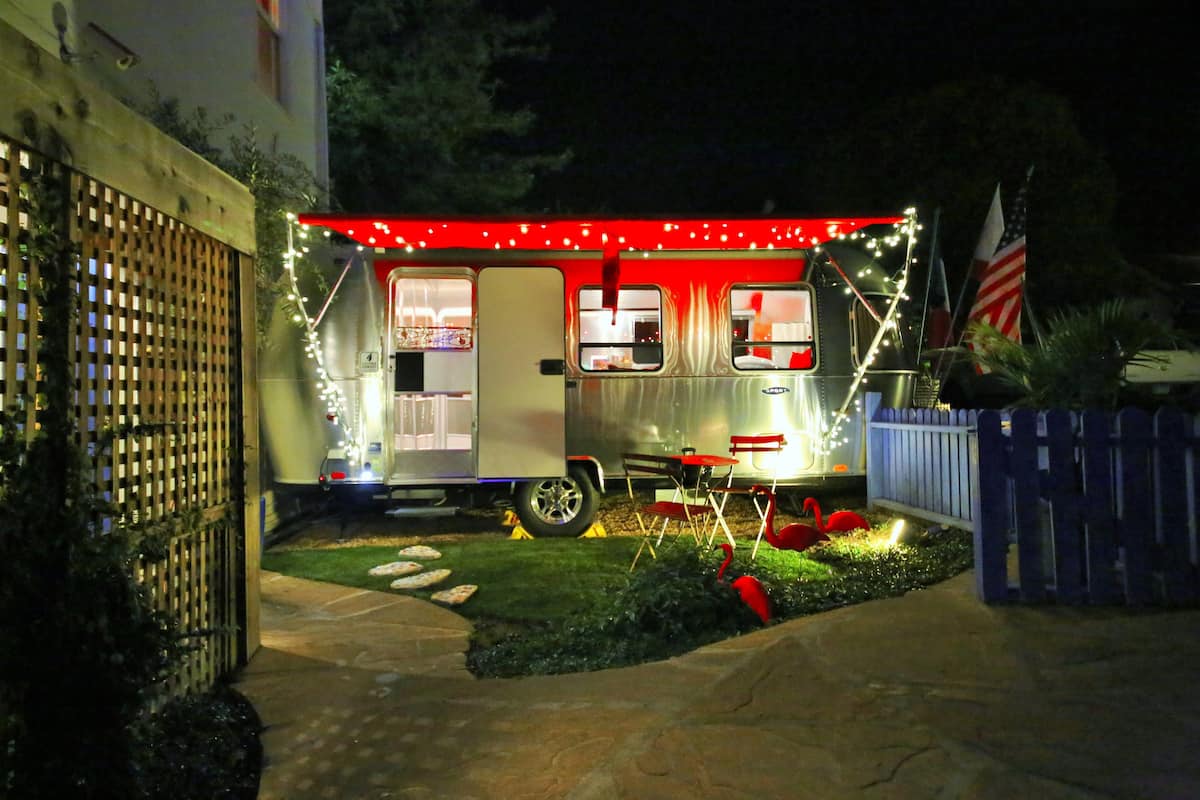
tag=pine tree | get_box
[325,0,570,212]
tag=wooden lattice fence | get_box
[1,133,248,695]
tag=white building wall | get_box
[1,0,328,193]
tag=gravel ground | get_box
[270,487,887,550]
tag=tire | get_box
[513,466,598,537]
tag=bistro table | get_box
[675,452,739,548]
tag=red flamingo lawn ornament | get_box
[715,543,771,624]
[750,485,830,554]
[802,496,871,534]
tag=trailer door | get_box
[477,267,566,479]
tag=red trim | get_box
[298,214,904,252]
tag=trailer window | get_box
[853,293,911,371]
[578,287,663,371]
[730,286,814,370]
[392,277,473,350]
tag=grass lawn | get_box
[263,500,973,677]
[264,537,630,622]
[262,534,834,623]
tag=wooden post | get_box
[1153,408,1195,604]
[973,410,1009,601]
[1080,410,1119,604]
[1115,408,1153,604]
[1045,409,1083,603]
[239,251,261,660]
[1010,409,1044,601]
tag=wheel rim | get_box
[529,477,584,526]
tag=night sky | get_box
[494,1,1197,252]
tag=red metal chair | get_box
[706,433,787,558]
[622,452,715,570]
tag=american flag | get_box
[968,172,1030,343]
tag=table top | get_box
[676,453,739,467]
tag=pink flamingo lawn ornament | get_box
[802,496,871,534]
[715,543,771,624]
[749,485,830,554]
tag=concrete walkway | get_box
[236,570,1200,799]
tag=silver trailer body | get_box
[261,215,918,535]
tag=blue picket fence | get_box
[865,393,1200,605]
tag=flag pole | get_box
[935,183,1003,390]
[1018,164,1042,347]
[933,289,964,392]
[933,254,977,390]
[916,207,941,355]
[947,256,979,354]
[1023,282,1046,347]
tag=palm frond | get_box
[960,298,1178,409]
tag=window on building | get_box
[579,287,662,372]
[852,293,912,371]
[731,285,815,370]
[257,0,281,100]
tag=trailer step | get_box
[383,505,460,518]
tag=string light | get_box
[283,213,361,466]
[815,207,920,456]
[296,215,906,253]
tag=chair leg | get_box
[750,493,768,559]
[630,537,656,571]
[706,494,727,546]
[751,520,767,559]
[713,511,735,548]
[655,517,671,546]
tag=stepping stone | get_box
[397,545,442,560]
[430,584,477,606]
[368,561,423,577]
[390,569,451,590]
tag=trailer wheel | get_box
[513,466,597,538]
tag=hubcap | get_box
[532,478,582,524]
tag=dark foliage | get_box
[135,88,321,341]
[134,683,262,800]
[324,0,570,212]
[802,77,1170,314]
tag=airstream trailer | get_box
[260,213,920,536]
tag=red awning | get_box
[296,215,905,252]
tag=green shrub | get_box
[468,545,764,677]
[774,530,974,616]
[467,530,974,678]
[598,546,758,640]
[134,683,262,799]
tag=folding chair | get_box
[622,452,715,570]
[705,434,787,558]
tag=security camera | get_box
[115,54,139,70]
